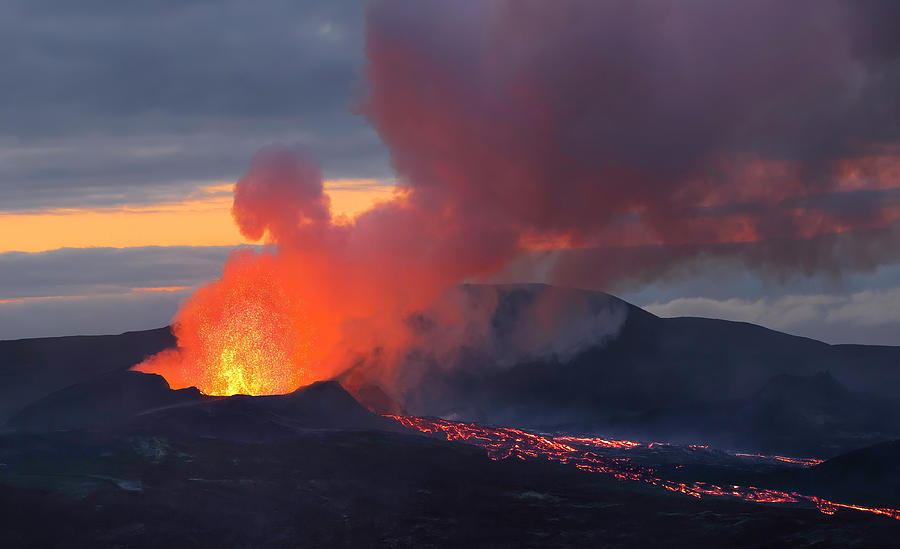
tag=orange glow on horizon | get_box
[131,286,191,293]
[0,179,394,254]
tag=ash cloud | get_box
[363,0,900,286]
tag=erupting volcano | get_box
[134,251,322,396]
[7,0,900,545]
[132,0,900,404]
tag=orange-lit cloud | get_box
[0,179,394,253]
[131,286,191,293]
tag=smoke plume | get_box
[364,0,900,288]
[136,0,900,397]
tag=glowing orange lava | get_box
[188,277,309,396]
[134,250,331,396]
[389,415,900,521]
[733,452,824,467]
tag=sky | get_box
[1,0,899,345]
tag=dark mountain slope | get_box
[393,284,900,456]
[619,372,900,457]
[7,370,202,432]
[2,284,899,455]
[785,439,900,508]
[4,367,401,442]
[127,380,402,442]
[0,327,174,423]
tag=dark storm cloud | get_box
[0,0,388,210]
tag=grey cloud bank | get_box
[0,246,234,299]
[0,246,235,339]
[0,0,389,210]
[0,291,186,340]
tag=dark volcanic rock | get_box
[127,380,403,442]
[1,288,900,546]
[3,283,900,456]
[6,370,401,443]
[0,327,175,423]
[7,370,202,432]
[628,372,900,457]
[734,372,900,451]
[0,428,898,548]
[390,284,900,456]
[789,439,900,508]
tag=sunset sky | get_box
[2,0,900,345]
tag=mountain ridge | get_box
[2,283,899,457]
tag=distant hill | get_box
[385,284,900,457]
[616,371,900,456]
[2,284,899,456]
[5,369,401,442]
[127,380,402,442]
[7,370,202,432]
[0,327,174,423]
[776,438,900,509]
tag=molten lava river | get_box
[388,415,900,522]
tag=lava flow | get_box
[389,415,900,521]
[732,452,825,468]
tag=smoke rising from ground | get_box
[137,0,900,398]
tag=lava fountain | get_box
[134,250,329,395]
[131,144,510,398]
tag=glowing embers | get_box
[195,281,305,396]
[135,251,317,396]
[390,415,900,522]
